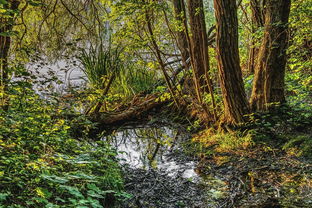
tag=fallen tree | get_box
[90,93,169,126]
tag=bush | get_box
[0,71,128,207]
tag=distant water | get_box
[26,58,86,94]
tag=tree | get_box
[187,0,216,120]
[247,0,264,74]
[0,0,20,108]
[214,0,249,124]
[250,0,291,111]
[0,0,108,108]
[172,0,189,69]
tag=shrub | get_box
[0,71,128,207]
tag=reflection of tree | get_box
[106,127,177,169]
[1,0,110,108]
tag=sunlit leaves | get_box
[0,71,125,207]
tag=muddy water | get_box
[102,125,227,208]
[105,126,198,180]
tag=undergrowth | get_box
[0,70,129,208]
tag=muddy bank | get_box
[102,123,312,208]
[103,125,215,207]
[121,168,208,208]
[197,146,312,207]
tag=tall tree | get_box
[172,0,189,69]
[247,0,264,74]
[250,0,291,111]
[214,0,249,124]
[187,0,216,120]
[0,0,20,108]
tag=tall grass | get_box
[116,64,158,97]
[79,40,159,107]
[79,44,123,90]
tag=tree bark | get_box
[0,0,20,108]
[247,0,264,74]
[187,0,217,120]
[187,0,208,95]
[214,0,249,124]
[172,0,189,69]
[250,0,291,111]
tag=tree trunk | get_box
[247,0,264,74]
[172,0,190,69]
[0,0,20,108]
[214,0,249,124]
[187,0,208,95]
[250,0,291,111]
[186,0,217,120]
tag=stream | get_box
[102,124,228,208]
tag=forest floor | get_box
[99,101,312,207]
[103,116,312,208]
[89,95,312,207]
[197,143,312,207]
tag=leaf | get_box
[41,174,69,184]
[0,32,14,37]
[87,190,104,199]
[87,183,101,193]
[66,172,96,180]
[0,0,7,5]
[45,203,60,208]
[60,185,84,199]
[0,193,9,201]
[27,0,42,6]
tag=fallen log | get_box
[90,94,169,125]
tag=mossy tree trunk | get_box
[250,0,291,111]
[0,0,20,108]
[214,0,249,124]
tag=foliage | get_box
[79,44,123,90]
[115,61,159,97]
[283,135,312,158]
[286,0,312,112]
[192,128,254,154]
[0,70,128,207]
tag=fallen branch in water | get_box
[90,94,169,125]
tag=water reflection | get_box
[103,126,199,181]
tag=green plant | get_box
[79,44,124,90]
[0,69,128,207]
[193,129,254,154]
[283,135,312,158]
[115,64,158,97]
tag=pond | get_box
[102,124,229,208]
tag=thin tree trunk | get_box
[0,0,20,108]
[144,1,180,108]
[214,0,249,124]
[247,0,264,74]
[250,0,291,111]
[187,0,207,95]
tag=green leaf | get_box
[41,174,69,184]
[60,185,84,199]
[45,203,60,208]
[27,0,42,6]
[0,32,15,37]
[87,190,104,199]
[0,193,9,201]
[0,0,8,5]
